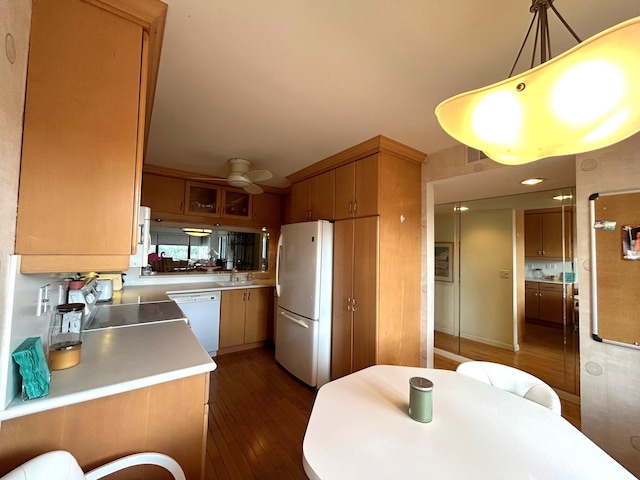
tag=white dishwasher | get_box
[168,290,221,357]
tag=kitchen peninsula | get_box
[0,319,215,479]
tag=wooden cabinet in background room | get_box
[221,187,253,220]
[524,209,572,259]
[334,154,379,219]
[141,173,185,214]
[525,281,572,325]
[219,288,272,353]
[14,0,166,274]
[290,170,335,222]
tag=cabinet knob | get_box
[348,201,353,213]
[347,297,352,311]
[353,201,357,213]
[352,298,357,312]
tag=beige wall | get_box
[0,0,31,408]
[575,133,640,476]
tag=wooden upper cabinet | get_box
[290,170,335,222]
[141,173,185,214]
[290,179,312,223]
[524,209,572,259]
[310,170,335,220]
[185,181,222,217]
[334,154,379,219]
[252,192,282,228]
[221,187,252,220]
[15,0,166,273]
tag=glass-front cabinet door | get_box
[185,181,221,216]
[222,187,252,220]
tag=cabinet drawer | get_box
[539,283,563,292]
[525,281,539,289]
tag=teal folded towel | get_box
[12,337,51,400]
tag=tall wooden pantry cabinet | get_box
[287,136,424,379]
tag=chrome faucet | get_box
[230,267,238,281]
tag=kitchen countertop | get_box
[1,320,216,421]
[525,278,575,285]
[108,279,276,305]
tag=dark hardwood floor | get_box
[205,345,581,479]
[207,346,315,479]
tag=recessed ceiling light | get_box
[520,178,545,186]
[553,194,573,201]
[453,206,469,211]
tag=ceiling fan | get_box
[189,158,273,194]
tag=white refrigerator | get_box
[275,220,333,388]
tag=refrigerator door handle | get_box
[275,233,284,297]
[281,311,310,329]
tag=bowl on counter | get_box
[545,275,560,281]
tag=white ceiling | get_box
[145,0,639,196]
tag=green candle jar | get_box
[409,377,433,423]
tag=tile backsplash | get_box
[526,259,577,282]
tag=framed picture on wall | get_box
[435,242,453,282]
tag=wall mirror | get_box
[589,189,640,348]
[434,187,580,394]
[149,226,269,272]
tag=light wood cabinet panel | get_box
[252,192,282,228]
[141,173,185,214]
[352,216,379,371]
[219,287,272,352]
[310,170,335,220]
[185,181,222,217]
[221,188,252,220]
[15,0,159,273]
[332,217,379,377]
[0,374,209,480]
[290,171,335,222]
[334,154,379,219]
[219,289,246,348]
[354,154,379,217]
[290,179,312,223]
[334,163,356,220]
[331,220,355,379]
[524,210,572,259]
[244,287,270,343]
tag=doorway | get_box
[433,187,579,395]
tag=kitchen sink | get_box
[216,280,254,287]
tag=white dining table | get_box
[302,365,635,480]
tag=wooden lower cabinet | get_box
[219,287,272,354]
[0,374,209,480]
[525,281,572,324]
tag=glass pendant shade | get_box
[435,16,640,165]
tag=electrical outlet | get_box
[500,269,510,279]
[37,284,51,316]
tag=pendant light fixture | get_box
[435,1,640,165]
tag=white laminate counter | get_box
[1,320,216,421]
[108,279,275,305]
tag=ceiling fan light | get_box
[182,228,212,237]
[435,15,640,166]
[227,173,251,188]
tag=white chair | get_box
[0,450,186,480]
[456,361,562,415]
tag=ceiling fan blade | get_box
[246,169,273,182]
[244,183,263,195]
[185,175,227,182]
